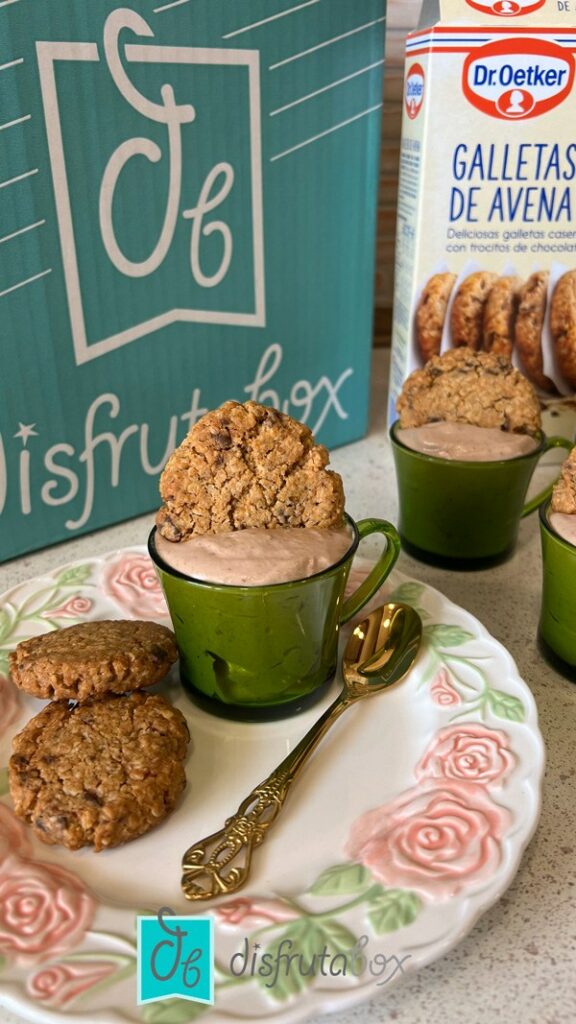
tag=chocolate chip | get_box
[212,429,232,450]
[150,645,167,661]
[84,790,103,806]
[161,515,183,541]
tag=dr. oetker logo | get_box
[466,0,546,15]
[405,64,425,120]
[463,39,575,120]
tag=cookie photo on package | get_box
[389,0,576,447]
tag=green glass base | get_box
[180,673,336,722]
[538,633,576,683]
[400,535,514,572]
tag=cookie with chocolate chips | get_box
[551,270,576,389]
[515,271,556,393]
[9,692,189,851]
[551,445,576,514]
[9,620,178,702]
[483,275,521,359]
[397,348,541,434]
[156,400,345,540]
[415,272,456,363]
[450,271,498,350]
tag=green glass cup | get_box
[148,515,400,721]
[390,422,572,568]
[538,501,576,678]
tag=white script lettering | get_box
[0,346,353,540]
[99,9,234,285]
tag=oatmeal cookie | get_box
[9,620,178,702]
[515,271,555,393]
[415,272,456,363]
[450,272,498,350]
[483,276,521,359]
[9,692,189,851]
[551,446,576,514]
[397,348,541,434]
[157,401,344,540]
[551,270,576,389]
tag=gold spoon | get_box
[181,602,422,902]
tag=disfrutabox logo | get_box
[463,39,575,120]
[36,8,265,365]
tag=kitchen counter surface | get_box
[1,350,575,1024]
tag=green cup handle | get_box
[340,518,401,625]
[522,436,573,518]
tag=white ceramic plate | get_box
[0,548,544,1024]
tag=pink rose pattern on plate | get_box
[0,810,131,1009]
[27,960,116,1008]
[216,897,300,928]
[44,596,93,619]
[430,668,461,707]
[102,553,168,620]
[346,722,516,902]
[417,724,515,787]
[346,781,511,900]
[0,854,94,965]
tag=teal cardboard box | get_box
[0,0,386,561]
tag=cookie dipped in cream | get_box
[397,349,542,437]
[549,446,576,546]
[396,422,538,462]
[154,524,354,586]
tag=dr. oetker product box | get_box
[389,0,576,440]
[0,0,386,562]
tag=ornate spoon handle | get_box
[181,692,352,901]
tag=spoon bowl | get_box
[343,602,423,694]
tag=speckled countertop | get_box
[1,351,575,1024]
